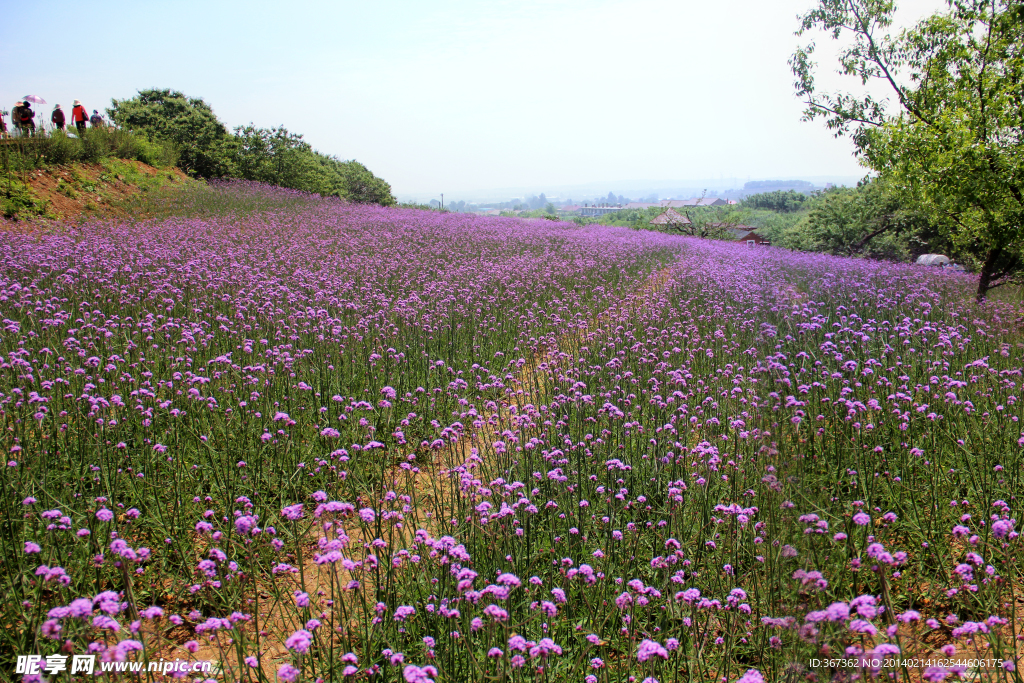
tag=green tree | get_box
[792,0,1024,300]
[743,189,808,213]
[232,125,315,188]
[108,89,234,178]
[232,125,395,204]
[336,160,396,206]
[107,89,395,205]
[231,124,357,198]
[792,180,936,260]
[675,207,741,239]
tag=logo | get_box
[14,654,214,676]
[16,655,94,675]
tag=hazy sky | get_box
[1,0,947,198]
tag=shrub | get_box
[79,130,106,163]
[135,137,179,168]
[39,131,80,165]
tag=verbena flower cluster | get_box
[3,182,1022,682]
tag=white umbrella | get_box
[22,95,46,104]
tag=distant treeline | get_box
[742,189,808,213]
[107,89,394,205]
[592,180,960,268]
[742,179,815,192]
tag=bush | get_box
[39,131,80,165]
[80,130,106,163]
[103,128,142,160]
[135,137,179,168]
[0,178,46,218]
[4,127,178,170]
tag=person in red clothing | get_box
[71,100,88,135]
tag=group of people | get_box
[1,99,105,136]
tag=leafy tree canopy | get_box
[743,189,809,213]
[787,179,938,261]
[792,0,1024,300]
[335,159,396,206]
[107,89,395,205]
[108,89,233,179]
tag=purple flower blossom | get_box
[403,665,438,683]
[496,572,521,587]
[849,619,878,635]
[992,519,1014,538]
[284,629,314,653]
[529,638,562,658]
[637,639,669,662]
[737,670,765,683]
[277,663,300,682]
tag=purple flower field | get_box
[3,182,1023,682]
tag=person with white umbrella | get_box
[18,95,45,135]
[18,102,36,135]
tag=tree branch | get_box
[803,99,882,127]
[852,217,893,251]
[846,0,935,126]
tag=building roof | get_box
[578,205,623,216]
[660,198,727,208]
[650,208,691,225]
[618,198,728,209]
[721,225,757,238]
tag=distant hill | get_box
[742,180,817,195]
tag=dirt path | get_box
[448,263,677,480]
[165,263,682,677]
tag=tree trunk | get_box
[976,246,1002,303]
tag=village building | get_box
[649,208,691,226]
[577,204,624,217]
[723,225,769,245]
[624,197,729,210]
[661,197,728,208]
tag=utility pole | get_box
[441,193,444,210]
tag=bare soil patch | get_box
[9,160,191,222]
